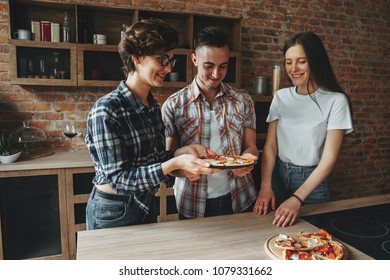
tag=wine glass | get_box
[63,122,79,152]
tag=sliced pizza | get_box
[274,233,310,251]
[283,249,314,260]
[199,154,255,168]
[275,229,344,260]
[311,240,344,260]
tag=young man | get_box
[162,26,258,219]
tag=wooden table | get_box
[76,194,390,260]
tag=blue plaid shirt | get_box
[86,81,175,213]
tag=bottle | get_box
[62,12,70,43]
[51,52,60,79]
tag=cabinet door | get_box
[65,167,95,260]
[0,169,68,260]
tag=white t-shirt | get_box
[267,87,353,166]
[207,111,230,198]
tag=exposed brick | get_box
[0,0,389,199]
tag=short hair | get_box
[118,18,179,76]
[193,26,230,51]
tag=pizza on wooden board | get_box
[274,229,344,260]
[199,154,255,168]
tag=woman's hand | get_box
[253,188,275,215]
[163,153,220,176]
[272,197,301,227]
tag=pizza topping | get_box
[275,229,344,260]
[307,238,324,249]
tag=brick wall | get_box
[0,0,389,199]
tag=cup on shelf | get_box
[168,72,180,82]
[253,76,270,96]
[93,34,106,45]
[13,29,31,40]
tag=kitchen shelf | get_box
[8,0,242,88]
[9,40,77,86]
[77,44,124,87]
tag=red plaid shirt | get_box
[162,79,257,218]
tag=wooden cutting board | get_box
[20,150,55,160]
[264,234,349,260]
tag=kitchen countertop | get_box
[0,148,93,172]
[76,193,390,260]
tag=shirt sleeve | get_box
[266,93,280,123]
[242,91,257,129]
[327,94,353,134]
[161,97,178,137]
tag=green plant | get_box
[0,133,19,156]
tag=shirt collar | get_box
[117,80,159,113]
[190,77,230,102]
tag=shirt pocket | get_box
[176,117,199,145]
[225,114,245,136]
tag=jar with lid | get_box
[12,121,47,153]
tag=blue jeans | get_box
[86,187,157,230]
[272,158,329,207]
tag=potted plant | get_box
[0,133,21,163]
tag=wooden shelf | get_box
[8,0,242,88]
[251,95,273,102]
[77,44,123,87]
[9,39,77,86]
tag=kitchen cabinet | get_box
[65,167,95,260]
[8,0,242,88]
[65,169,179,259]
[0,149,180,259]
[0,169,69,260]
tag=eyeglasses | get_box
[156,54,176,68]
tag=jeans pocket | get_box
[93,200,128,229]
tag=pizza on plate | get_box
[199,154,255,168]
[274,229,344,260]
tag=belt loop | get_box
[127,194,133,205]
[91,186,96,198]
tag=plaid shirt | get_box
[162,78,257,218]
[86,81,175,214]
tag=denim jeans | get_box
[272,158,329,207]
[86,187,157,230]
